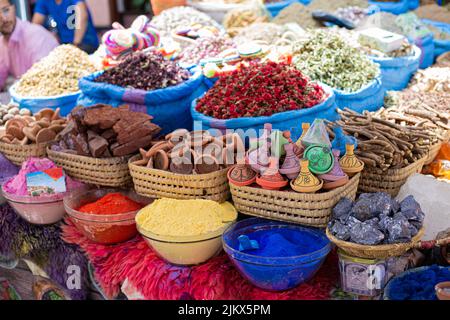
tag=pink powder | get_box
[3,158,84,197]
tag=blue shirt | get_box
[34,0,99,47]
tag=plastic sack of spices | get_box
[77,65,206,135]
[265,0,297,18]
[333,76,385,113]
[422,19,450,59]
[370,45,421,91]
[368,0,409,15]
[407,0,419,10]
[191,80,338,135]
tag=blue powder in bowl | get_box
[0,154,19,185]
[243,230,323,258]
[388,265,450,300]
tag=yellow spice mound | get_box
[136,199,237,237]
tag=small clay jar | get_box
[435,282,450,301]
[153,150,170,171]
[169,148,195,174]
[228,157,257,187]
[194,154,220,174]
[322,175,349,191]
[165,129,189,145]
[296,122,310,148]
[256,157,288,191]
[339,144,364,176]
[290,159,323,193]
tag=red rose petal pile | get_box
[195,61,326,119]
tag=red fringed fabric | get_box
[61,219,339,300]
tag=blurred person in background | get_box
[32,0,99,54]
[0,0,58,91]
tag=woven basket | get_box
[0,141,49,166]
[326,227,425,259]
[229,173,360,228]
[358,157,426,197]
[128,155,230,202]
[424,141,443,165]
[47,148,131,187]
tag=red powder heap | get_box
[196,61,325,119]
[78,193,143,215]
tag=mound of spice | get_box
[2,157,83,197]
[178,36,236,65]
[388,265,450,300]
[15,45,96,97]
[196,61,325,119]
[78,193,143,215]
[293,30,380,92]
[94,51,190,91]
[150,6,222,37]
[51,104,161,158]
[408,67,450,93]
[136,198,237,237]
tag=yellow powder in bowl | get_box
[136,199,237,237]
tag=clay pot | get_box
[170,148,195,174]
[319,149,348,182]
[36,128,56,144]
[165,129,189,145]
[295,122,310,147]
[153,150,170,171]
[279,143,300,180]
[290,159,323,193]
[435,282,450,300]
[339,144,364,176]
[228,158,257,187]
[322,175,349,191]
[194,154,220,174]
[256,157,288,191]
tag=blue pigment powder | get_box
[389,265,450,300]
[236,228,326,257]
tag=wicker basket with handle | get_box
[229,173,360,228]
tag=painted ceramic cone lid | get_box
[319,149,347,181]
[256,157,288,190]
[296,122,310,147]
[279,143,300,179]
[339,144,364,174]
[304,145,334,175]
[228,157,257,186]
[290,159,323,193]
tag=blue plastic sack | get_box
[422,19,450,58]
[9,85,80,116]
[77,67,206,135]
[265,0,296,18]
[368,0,409,15]
[333,76,384,114]
[370,45,421,91]
[191,83,338,135]
[411,33,435,69]
[407,0,420,10]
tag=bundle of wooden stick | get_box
[326,108,438,171]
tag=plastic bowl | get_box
[64,189,153,244]
[137,219,236,266]
[222,218,331,291]
[1,184,84,225]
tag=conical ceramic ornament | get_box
[319,149,348,182]
[296,122,310,148]
[228,157,257,187]
[279,143,300,180]
[256,157,288,190]
[290,159,323,193]
[283,131,303,158]
[339,144,364,176]
[247,137,271,173]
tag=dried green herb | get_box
[293,30,380,92]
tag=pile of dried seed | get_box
[15,45,96,97]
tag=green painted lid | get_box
[304,145,334,175]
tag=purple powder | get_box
[0,154,19,185]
